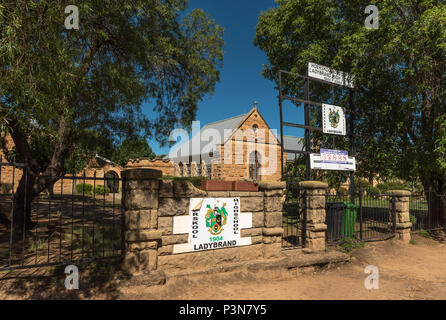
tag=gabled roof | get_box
[168,107,305,163]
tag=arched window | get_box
[105,171,120,193]
[249,151,261,181]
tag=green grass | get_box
[409,238,417,245]
[64,226,121,258]
[418,229,431,238]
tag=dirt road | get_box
[121,234,446,300]
[1,233,445,299]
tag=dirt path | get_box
[121,234,446,300]
[1,233,445,299]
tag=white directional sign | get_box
[322,103,346,136]
[310,149,356,171]
[308,62,354,88]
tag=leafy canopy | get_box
[0,0,224,170]
[255,0,446,190]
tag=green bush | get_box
[75,183,93,195]
[376,181,410,193]
[410,214,417,226]
[355,179,372,189]
[337,237,365,253]
[94,185,110,196]
[367,186,380,197]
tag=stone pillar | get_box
[173,163,180,177]
[298,181,328,252]
[190,162,198,177]
[259,181,286,258]
[389,190,412,243]
[201,161,208,178]
[122,168,163,274]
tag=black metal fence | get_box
[325,188,396,243]
[0,162,124,271]
[410,191,446,233]
[282,181,306,249]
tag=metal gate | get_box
[0,162,125,271]
[325,188,396,243]
[282,181,306,249]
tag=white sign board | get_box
[322,103,346,136]
[310,149,356,171]
[308,62,354,88]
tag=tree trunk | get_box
[5,116,72,230]
[10,164,43,230]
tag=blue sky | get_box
[145,0,305,155]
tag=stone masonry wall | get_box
[122,168,286,275]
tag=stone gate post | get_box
[298,181,328,251]
[388,190,412,243]
[122,168,163,274]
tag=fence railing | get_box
[282,181,306,249]
[325,189,396,243]
[0,162,124,271]
[410,191,446,233]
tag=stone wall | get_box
[126,158,175,176]
[122,168,286,275]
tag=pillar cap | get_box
[122,168,162,180]
[259,181,286,190]
[298,181,328,189]
[388,190,411,196]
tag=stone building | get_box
[168,105,303,182]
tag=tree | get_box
[112,138,156,167]
[254,0,446,223]
[0,0,224,229]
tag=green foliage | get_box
[112,138,155,167]
[367,186,380,197]
[409,238,417,245]
[376,181,410,193]
[75,183,93,195]
[0,0,224,178]
[65,227,121,258]
[410,214,417,226]
[254,0,446,194]
[337,237,365,253]
[94,185,110,196]
[419,229,430,238]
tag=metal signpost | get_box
[278,63,358,200]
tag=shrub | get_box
[355,179,372,189]
[75,183,93,195]
[410,214,417,226]
[338,237,365,253]
[94,185,110,196]
[376,181,410,193]
[419,229,430,238]
[367,186,380,197]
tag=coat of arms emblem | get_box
[205,202,228,235]
[328,108,340,128]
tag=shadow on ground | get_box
[0,258,131,299]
